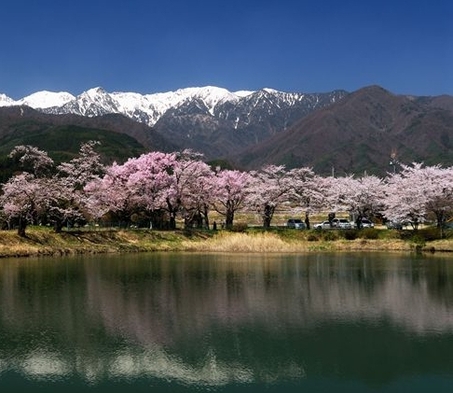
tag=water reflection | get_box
[0,252,452,390]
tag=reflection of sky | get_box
[4,347,257,386]
[0,252,452,386]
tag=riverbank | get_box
[1,226,453,258]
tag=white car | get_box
[313,221,334,230]
[332,218,353,229]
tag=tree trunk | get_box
[169,215,176,230]
[203,204,210,230]
[225,209,234,229]
[54,221,64,233]
[17,217,27,237]
[304,212,310,230]
[262,204,275,228]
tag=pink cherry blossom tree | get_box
[124,151,176,228]
[212,169,253,229]
[178,159,216,229]
[84,161,138,227]
[162,150,214,230]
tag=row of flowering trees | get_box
[1,142,453,237]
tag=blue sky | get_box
[1,0,452,99]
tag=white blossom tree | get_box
[247,165,294,228]
[287,167,323,229]
[0,173,46,236]
[8,145,54,177]
[320,174,385,227]
[383,163,453,230]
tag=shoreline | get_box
[1,227,452,258]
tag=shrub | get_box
[359,228,379,240]
[418,227,442,241]
[230,223,248,233]
[322,230,339,241]
[306,232,321,242]
[343,230,358,240]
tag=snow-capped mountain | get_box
[0,86,345,128]
[0,93,16,106]
[18,91,75,109]
[0,85,347,160]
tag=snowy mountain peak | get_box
[0,85,347,127]
[0,93,15,106]
[233,90,254,98]
[262,87,279,94]
[18,91,75,109]
[82,86,108,98]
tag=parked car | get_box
[313,221,333,230]
[287,219,306,229]
[332,218,353,229]
[385,220,404,230]
[359,218,374,228]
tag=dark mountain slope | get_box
[0,106,179,181]
[0,106,178,155]
[232,86,453,175]
[152,89,347,160]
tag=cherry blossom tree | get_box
[323,174,385,228]
[178,159,215,229]
[0,173,45,236]
[383,163,453,230]
[57,140,105,190]
[84,150,216,229]
[1,145,54,235]
[124,151,176,228]
[212,169,253,229]
[162,150,213,230]
[36,141,107,232]
[8,145,54,177]
[422,165,453,228]
[247,165,294,228]
[287,167,323,229]
[84,161,138,226]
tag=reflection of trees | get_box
[0,252,453,385]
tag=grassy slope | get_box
[1,226,452,258]
[0,124,146,182]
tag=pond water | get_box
[0,252,452,392]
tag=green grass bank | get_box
[1,226,453,258]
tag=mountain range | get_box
[1,85,453,176]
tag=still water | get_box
[0,252,452,392]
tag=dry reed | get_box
[182,232,306,253]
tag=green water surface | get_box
[0,252,452,392]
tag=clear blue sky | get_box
[1,0,452,99]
